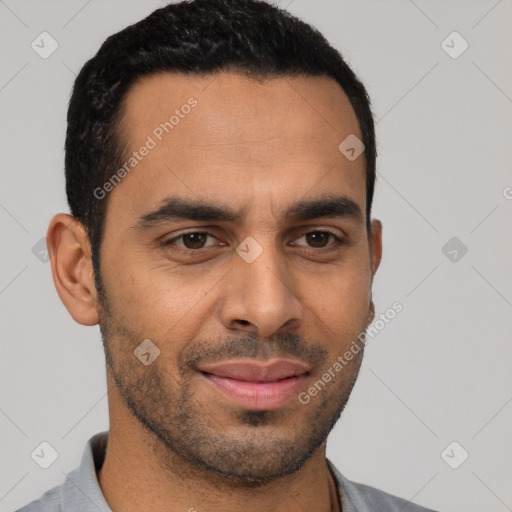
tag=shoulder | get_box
[342,478,439,512]
[14,431,110,512]
[14,484,63,512]
[327,460,440,512]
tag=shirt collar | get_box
[61,430,112,512]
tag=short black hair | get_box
[65,0,376,281]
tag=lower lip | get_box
[202,372,308,410]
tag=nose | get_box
[218,242,304,339]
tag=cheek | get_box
[337,264,372,312]
[101,251,222,343]
[307,259,372,337]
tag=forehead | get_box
[108,71,366,225]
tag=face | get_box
[95,71,381,484]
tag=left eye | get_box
[293,231,343,249]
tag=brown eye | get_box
[294,231,343,249]
[181,232,209,249]
[164,231,217,250]
[305,232,330,248]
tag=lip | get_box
[198,359,310,410]
[198,359,310,381]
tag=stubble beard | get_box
[96,279,365,486]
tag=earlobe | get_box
[46,213,99,326]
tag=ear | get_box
[367,218,383,325]
[46,213,99,326]
[369,218,382,277]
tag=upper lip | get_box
[198,359,311,382]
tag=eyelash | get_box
[162,230,345,253]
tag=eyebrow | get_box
[133,193,363,230]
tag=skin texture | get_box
[47,72,382,512]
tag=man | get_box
[17,0,437,511]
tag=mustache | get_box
[179,332,328,373]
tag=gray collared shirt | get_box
[16,431,438,512]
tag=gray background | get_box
[1,1,511,511]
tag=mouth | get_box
[197,359,311,410]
